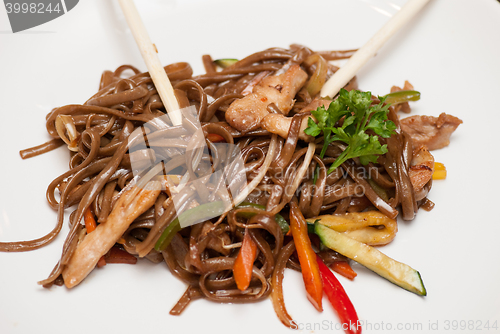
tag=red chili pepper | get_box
[316,254,361,334]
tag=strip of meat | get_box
[409,145,434,194]
[261,97,331,140]
[260,113,308,141]
[225,65,307,133]
[62,184,161,288]
[400,113,462,150]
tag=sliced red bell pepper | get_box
[316,254,361,334]
[289,201,323,312]
[97,247,137,268]
[105,246,138,264]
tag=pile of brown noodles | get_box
[2,45,436,322]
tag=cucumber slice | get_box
[315,222,426,296]
[213,58,238,69]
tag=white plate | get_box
[1,1,500,333]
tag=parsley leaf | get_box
[305,88,396,174]
[304,117,322,137]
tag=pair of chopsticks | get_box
[118,0,431,123]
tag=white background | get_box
[1,1,500,333]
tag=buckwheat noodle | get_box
[3,45,430,324]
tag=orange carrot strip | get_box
[290,201,323,312]
[85,209,104,267]
[332,261,357,280]
[84,208,97,233]
[234,229,258,291]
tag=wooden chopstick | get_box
[320,0,431,98]
[118,0,182,126]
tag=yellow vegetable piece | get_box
[432,162,447,179]
[434,162,446,170]
[306,211,397,246]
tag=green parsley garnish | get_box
[305,88,396,174]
